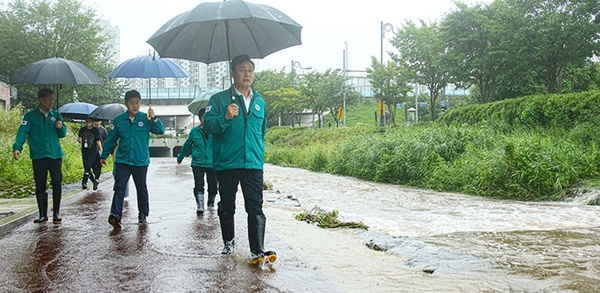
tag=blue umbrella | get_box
[58,102,98,120]
[108,54,190,103]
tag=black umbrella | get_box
[88,103,127,122]
[58,102,98,120]
[147,0,302,64]
[10,57,104,109]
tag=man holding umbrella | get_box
[13,88,67,224]
[100,90,165,229]
[204,54,276,265]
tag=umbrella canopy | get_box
[11,57,104,85]
[109,54,190,104]
[108,54,190,79]
[88,103,127,122]
[58,102,98,120]
[147,0,302,64]
[188,89,221,115]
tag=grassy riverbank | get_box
[266,91,600,202]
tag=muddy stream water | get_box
[263,164,600,292]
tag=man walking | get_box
[204,54,276,264]
[13,88,67,224]
[92,119,108,184]
[100,90,165,229]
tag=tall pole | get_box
[380,21,384,64]
[343,42,347,127]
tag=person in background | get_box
[204,54,276,265]
[78,117,102,190]
[92,119,108,184]
[100,90,165,229]
[12,88,67,224]
[177,107,218,215]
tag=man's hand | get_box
[177,160,182,165]
[55,120,62,129]
[226,103,239,120]
[13,150,20,160]
[148,104,155,119]
[100,158,107,166]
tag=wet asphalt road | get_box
[0,159,341,293]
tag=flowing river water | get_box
[262,164,600,292]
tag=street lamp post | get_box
[342,42,348,126]
[380,21,395,64]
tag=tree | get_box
[298,69,358,128]
[367,56,412,125]
[391,20,452,121]
[0,0,122,109]
[441,2,517,103]
[254,69,294,126]
[507,0,600,93]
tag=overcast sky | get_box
[80,0,489,72]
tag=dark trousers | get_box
[111,163,149,217]
[192,166,218,196]
[92,153,102,180]
[82,150,99,182]
[32,158,62,216]
[216,169,264,221]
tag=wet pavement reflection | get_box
[0,159,341,293]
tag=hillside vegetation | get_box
[266,91,600,201]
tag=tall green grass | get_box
[265,123,600,201]
[0,105,113,198]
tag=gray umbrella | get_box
[10,57,104,109]
[88,103,127,122]
[11,57,103,85]
[147,0,302,64]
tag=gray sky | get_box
[81,0,488,72]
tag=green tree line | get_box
[0,0,125,109]
[369,0,600,121]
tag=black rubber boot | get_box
[52,192,62,224]
[82,173,89,189]
[248,214,277,264]
[220,217,235,255]
[207,193,216,210]
[34,193,48,223]
[193,188,204,215]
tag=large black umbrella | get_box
[108,54,190,104]
[58,102,98,120]
[147,0,302,64]
[88,103,127,122]
[10,57,104,108]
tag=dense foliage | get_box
[266,91,600,201]
[0,0,125,109]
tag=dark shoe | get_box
[33,216,48,223]
[108,213,122,230]
[82,184,87,190]
[92,179,99,191]
[52,213,62,224]
[196,210,204,215]
[138,213,147,224]
[221,239,235,255]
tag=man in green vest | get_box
[100,90,165,229]
[204,54,276,265]
[13,88,67,224]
